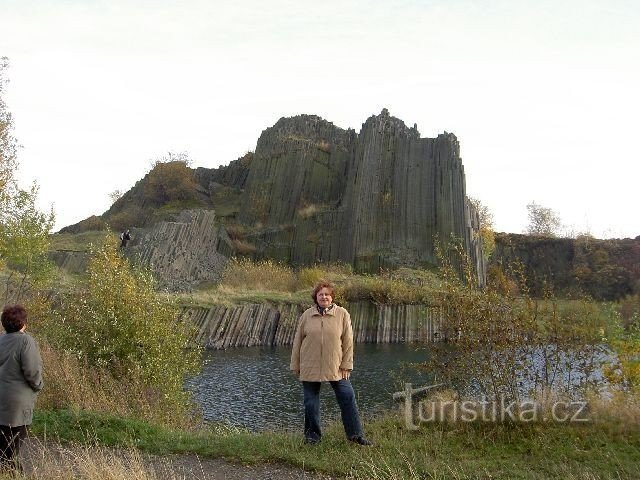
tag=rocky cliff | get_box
[57,109,485,286]
[126,210,231,291]
[182,301,443,349]
[492,233,640,300]
[207,109,484,282]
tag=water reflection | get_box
[185,343,431,431]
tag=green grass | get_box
[175,288,310,308]
[174,260,445,309]
[49,231,115,252]
[32,409,640,479]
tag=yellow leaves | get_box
[47,237,200,413]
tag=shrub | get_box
[36,341,187,425]
[143,160,198,206]
[341,274,435,305]
[424,241,610,403]
[221,257,296,292]
[43,238,200,421]
[298,267,325,288]
[75,215,107,232]
[297,204,320,219]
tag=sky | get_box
[1,0,639,238]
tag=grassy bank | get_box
[27,408,640,479]
[175,258,444,308]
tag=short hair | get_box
[1,305,27,333]
[311,281,335,305]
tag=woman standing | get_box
[0,305,44,473]
[290,281,371,445]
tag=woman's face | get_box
[316,287,333,308]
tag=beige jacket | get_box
[290,304,354,382]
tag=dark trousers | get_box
[0,425,27,473]
[302,379,364,441]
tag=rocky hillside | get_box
[491,233,640,301]
[57,109,485,288]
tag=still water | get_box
[185,344,431,431]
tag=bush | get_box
[221,257,297,292]
[36,341,186,425]
[43,238,200,421]
[341,275,435,305]
[298,266,325,288]
[143,160,198,206]
[424,241,610,403]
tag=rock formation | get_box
[210,109,485,282]
[126,210,231,291]
[182,301,443,349]
[56,109,486,286]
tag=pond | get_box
[185,343,431,431]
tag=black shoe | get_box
[304,437,320,445]
[349,435,373,446]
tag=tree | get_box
[0,57,18,206]
[469,197,495,259]
[526,202,561,237]
[0,58,55,303]
[108,189,123,204]
[0,184,55,303]
[48,239,201,411]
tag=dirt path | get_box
[21,439,335,480]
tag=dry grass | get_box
[10,441,200,480]
[220,258,297,292]
[178,260,442,307]
[230,239,256,255]
[224,224,247,240]
[36,343,195,428]
[587,392,640,431]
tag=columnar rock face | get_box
[220,109,484,282]
[47,250,89,274]
[238,116,354,227]
[127,210,231,291]
[339,110,479,270]
[57,109,485,285]
[181,302,443,349]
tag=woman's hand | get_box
[340,369,351,380]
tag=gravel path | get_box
[21,439,336,480]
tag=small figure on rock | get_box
[119,229,131,248]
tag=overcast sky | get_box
[1,0,638,238]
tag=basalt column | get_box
[339,109,482,278]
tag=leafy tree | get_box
[469,196,495,259]
[0,184,55,303]
[526,202,561,237]
[47,239,201,413]
[0,58,55,303]
[0,57,18,204]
